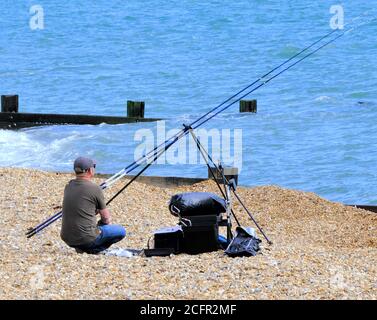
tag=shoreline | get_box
[0,167,376,299]
[3,166,377,210]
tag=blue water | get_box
[1,1,377,204]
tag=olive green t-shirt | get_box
[60,179,106,246]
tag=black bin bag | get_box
[169,192,226,217]
[225,227,262,257]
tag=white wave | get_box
[314,96,333,102]
[0,129,88,169]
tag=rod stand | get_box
[188,127,272,245]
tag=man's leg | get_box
[90,225,126,253]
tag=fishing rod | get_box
[27,13,374,238]
[75,24,342,189]
[25,20,360,238]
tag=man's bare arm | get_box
[99,208,111,225]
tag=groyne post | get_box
[127,100,145,118]
[1,95,19,113]
[208,166,239,186]
[240,100,257,113]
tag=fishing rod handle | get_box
[25,210,62,235]
[27,212,63,238]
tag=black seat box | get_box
[180,215,220,254]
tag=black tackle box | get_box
[153,226,183,254]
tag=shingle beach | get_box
[0,168,376,299]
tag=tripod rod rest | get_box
[227,178,237,191]
[182,123,193,131]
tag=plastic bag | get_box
[169,192,226,217]
[103,248,142,257]
[225,227,261,257]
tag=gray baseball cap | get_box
[73,157,96,173]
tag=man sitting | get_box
[60,157,126,254]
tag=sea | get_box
[1,0,377,204]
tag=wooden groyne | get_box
[0,112,161,129]
[347,204,377,214]
[0,95,160,129]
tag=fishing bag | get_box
[169,192,226,217]
[225,227,262,257]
